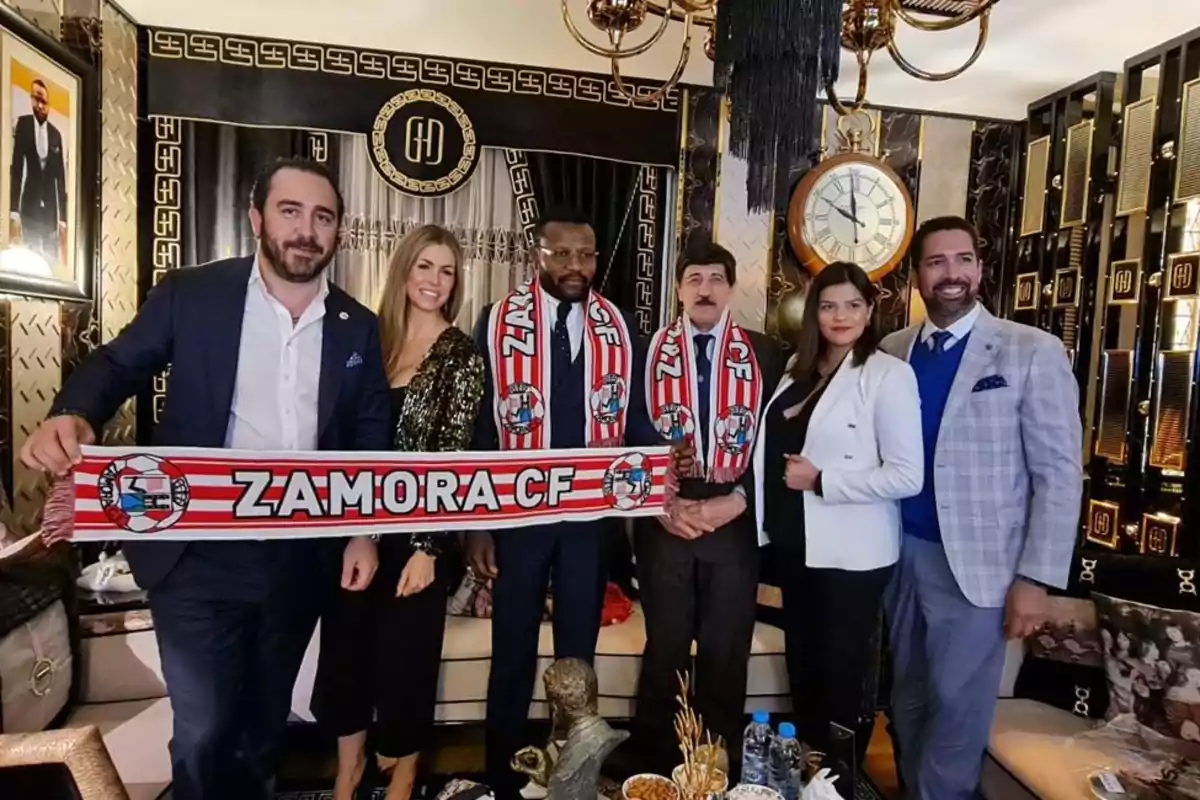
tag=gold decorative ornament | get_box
[561,0,716,105]
[561,0,996,110]
[786,114,914,281]
[368,88,479,197]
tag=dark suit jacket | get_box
[470,301,659,451]
[10,115,66,226]
[51,256,392,589]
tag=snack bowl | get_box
[671,765,729,799]
[623,773,680,800]
[726,784,783,800]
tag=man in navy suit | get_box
[20,159,391,800]
[465,208,656,797]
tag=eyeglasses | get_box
[537,246,597,267]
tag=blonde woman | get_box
[314,224,485,800]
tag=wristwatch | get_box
[814,472,824,498]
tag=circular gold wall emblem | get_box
[369,88,479,197]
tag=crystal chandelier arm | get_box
[886,11,990,82]
[826,49,872,116]
[890,0,996,32]
[561,0,676,59]
[612,14,693,105]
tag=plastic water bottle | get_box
[768,722,804,800]
[741,710,773,786]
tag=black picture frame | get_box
[0,5,97,302]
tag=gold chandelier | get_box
[562,0,998,107]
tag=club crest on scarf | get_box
[97,454,191,533]
[646,312,763,483]
[489,279,632,450]
[602,451,654,511]
[500,382,546,436]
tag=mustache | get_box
[557,272,590,283]
[284,237,323,254]
[934,280,971,291]
[696,297,716,306]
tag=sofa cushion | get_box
[985,698,1104,800]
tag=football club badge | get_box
[715,405,755,455]
[601,452,654,511]
[589,373,627,425]
[96,454,191,533]
[500,382,546,436]
[653,403,696,443]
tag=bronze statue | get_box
[511,658,629,800]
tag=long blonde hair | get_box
[378,224,464,381]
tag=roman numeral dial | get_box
[786,152,915,282]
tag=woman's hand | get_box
[783,454,819,492]
[396,551,436,597]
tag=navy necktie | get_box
[694,333,714,459]
[930,330,953,355]
[551,301,573,384]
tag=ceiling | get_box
[117,0,1200,119]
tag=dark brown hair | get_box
[789,261,880,380]
[675,240,737,285]
[911,216,980,265]
[250,157,345,222]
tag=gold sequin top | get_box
[393,325,485,554]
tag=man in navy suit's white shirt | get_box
[881,216,1082,799]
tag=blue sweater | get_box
[901,333,970,542]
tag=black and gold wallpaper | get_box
[0,0,139,537]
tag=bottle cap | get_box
[752,710,770,724]
[778,722,796,738]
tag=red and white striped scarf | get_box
[488,279,632,450]
[645,312,763,482]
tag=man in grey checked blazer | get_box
[879,216,1082,799]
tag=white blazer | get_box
[752,349,924,571]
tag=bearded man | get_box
[20,158,391,800]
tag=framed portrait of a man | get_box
[0,6,97,301]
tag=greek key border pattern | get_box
[635,166,659,335]
[504,149,540,250]
[151,116,183,426]
[148,29,680,113]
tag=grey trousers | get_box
[884,535,1007,800]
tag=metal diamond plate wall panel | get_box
[10,300,61,532]
[714,101,772,333]
[100,1,137,444]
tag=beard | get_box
[33,108,47,124]
[923,279,978,320]
[539,269,592,302]
[260,223,334,284]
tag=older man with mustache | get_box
[626,241,782,778]
[880,216,1082,799]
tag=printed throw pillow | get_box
[1094,592,1200,743]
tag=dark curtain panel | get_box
[526,153,642,311]
[179,122,337,266]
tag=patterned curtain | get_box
[331,139,530,330]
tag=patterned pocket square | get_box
[972,374,1008,392]
[345,352,363,369]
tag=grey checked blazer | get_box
[880,307,1083,608]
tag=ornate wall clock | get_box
[786,122,915,282]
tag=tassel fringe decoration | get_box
[713,0,844,212]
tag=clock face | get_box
[800,160,910,275]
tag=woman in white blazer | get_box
[752,261,923,759]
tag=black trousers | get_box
[485,522,608,795]
[314,539,449,759]
[775,544,891,759]
[632,516,759,777]
[148,541,325,800]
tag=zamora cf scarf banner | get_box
[65,445,672,542]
